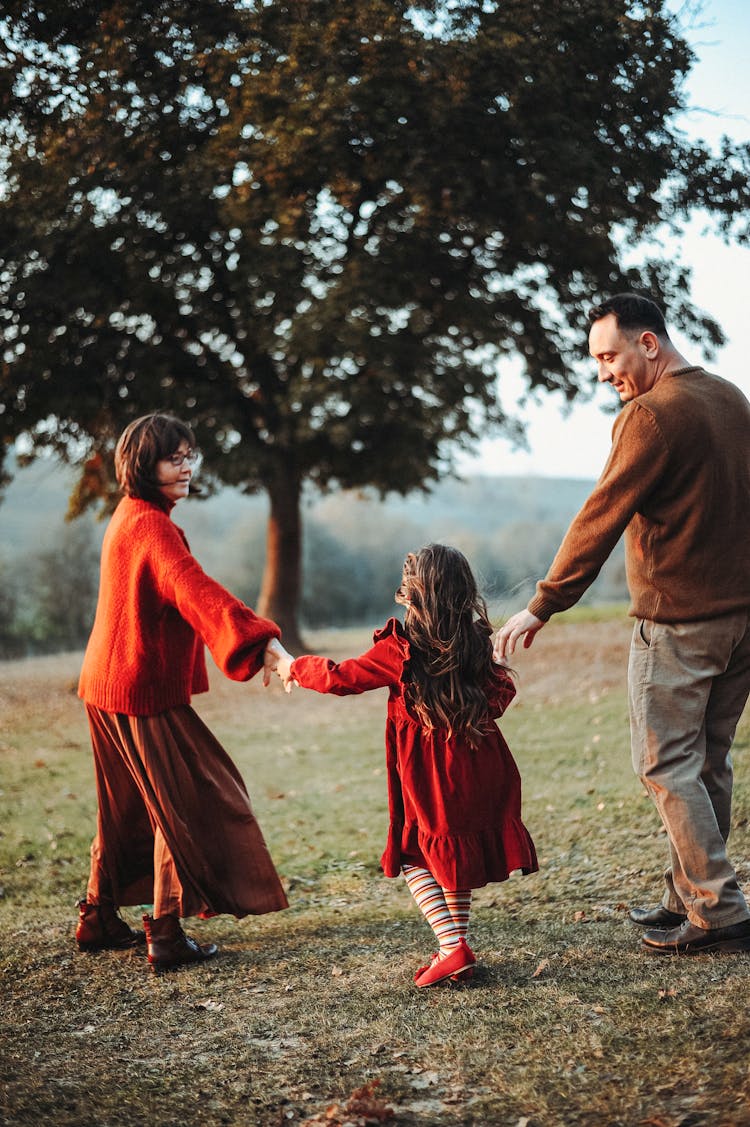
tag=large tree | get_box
[1,0,748,646]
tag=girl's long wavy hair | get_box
[395,544,499,747]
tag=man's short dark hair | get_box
[588,293,668,338]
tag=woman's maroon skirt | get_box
[85,704,288,919]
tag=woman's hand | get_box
[275,653,296,694]
[263,638,296,689]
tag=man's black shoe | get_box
[642,917,750,956]
[628,905,687,929]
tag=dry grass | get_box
[2,615,750,1126]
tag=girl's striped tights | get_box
[402,864,471,959]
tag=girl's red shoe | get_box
[414,939,476,988]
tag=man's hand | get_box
[492,610,546,662]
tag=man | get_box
[494,292,750,955]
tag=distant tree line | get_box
[0,522,100,658]
[0,507,627,660]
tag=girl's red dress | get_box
[290,618,538,890]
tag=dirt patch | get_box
[509,617,633,702]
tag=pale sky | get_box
[461,0,750,480]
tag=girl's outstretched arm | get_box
[291,630,405,696]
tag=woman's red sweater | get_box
[78,496,280,716]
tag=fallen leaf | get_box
[300,1079,395,1126]
[531,958,550,978]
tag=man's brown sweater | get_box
[528,367,750,624]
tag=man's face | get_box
[588,312,657,402]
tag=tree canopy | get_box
[1,0,749,644]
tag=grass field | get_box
[2,612,750,1126]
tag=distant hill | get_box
[0,454,626,627]
[1,453,265,563]
[2,454,595,553]
[311,473,596,535]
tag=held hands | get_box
[263,637,297,690]
[274,652,296,694]
[492,609,545,662]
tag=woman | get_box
[76,413,290,970]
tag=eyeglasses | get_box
[166,449,200,468]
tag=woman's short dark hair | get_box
[588,293,669,338]
[115,413,196,502]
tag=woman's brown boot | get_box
[76,899,146,952]
[143,913,218,970]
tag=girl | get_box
[77,413,291,970]
[274,544,537,987]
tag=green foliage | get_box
[2,0,748,638]
[552,601,631,625]
[0,556,22,656]
[2,1,746,452]
[24,522,100,651]
[0,521,100,657]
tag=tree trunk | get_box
[256,469,306,654]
